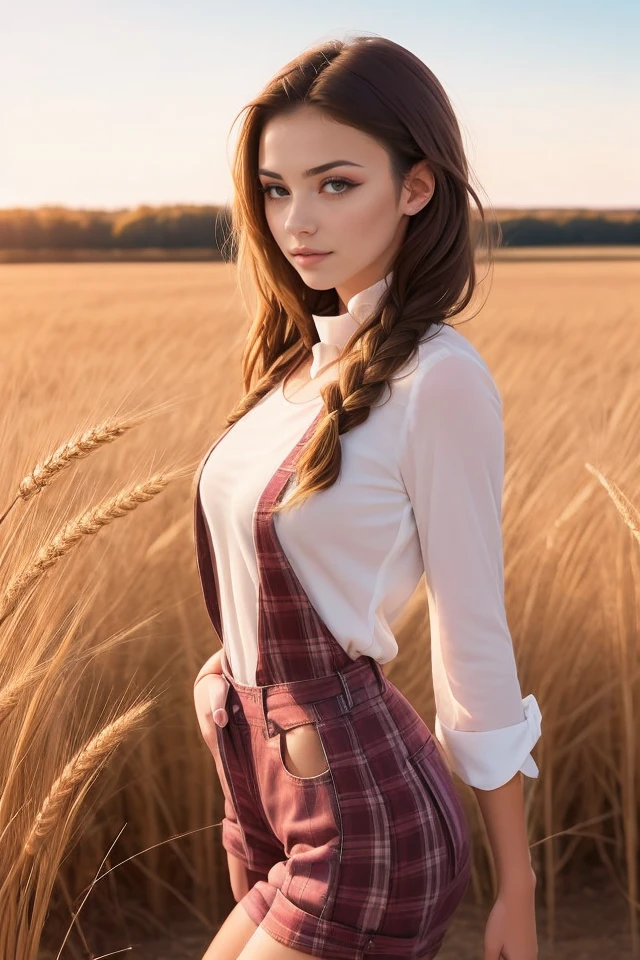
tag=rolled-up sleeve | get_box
[399,348,542,791]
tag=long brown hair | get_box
[221,34,499,514]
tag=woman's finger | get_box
[205,673,230,726]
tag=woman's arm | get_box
[473,771,538,959]
[193,646,224,687]
[193,647,230,741]
[472,771,536,891]
[398,352,541,955]
[398,351,542,792]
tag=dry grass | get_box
[0,257,638,957]
[0,404,179,957]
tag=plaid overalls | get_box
[193,410,472,959]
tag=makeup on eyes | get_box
[258,178,358,201]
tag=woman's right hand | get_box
[193,649,230,753]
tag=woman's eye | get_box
[321,178,353,195]
[261,184,288,200]
[258,178,355,200]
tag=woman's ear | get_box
[402,159,435,216]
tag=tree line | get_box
[0,204,638,256]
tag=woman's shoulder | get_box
[417,321,493,371]
[396,322,502,419]
[418,322,499,390]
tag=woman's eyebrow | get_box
[257,160,364,181]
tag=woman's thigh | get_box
[200,901,258,960]
[200,853,265,960]
[238,924,322,959]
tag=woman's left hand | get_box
[483,874,538,960]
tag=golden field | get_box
[0,256,639,958]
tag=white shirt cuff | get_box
[434,693,542,790]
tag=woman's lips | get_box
[292,252,332,266]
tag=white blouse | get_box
[198,273,542,791]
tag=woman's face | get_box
[257,105,433,311]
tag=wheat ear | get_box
[0,417,143,528]
[24,699,155,856]
[0,664,49,725]
[20,417,144,501]
[0,475,170,624]
[585,463,640,546]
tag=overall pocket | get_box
[277,720,333,785]
[406,737,465,882]
[255,719,341,856]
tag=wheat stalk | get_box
[0,664,49,725]
[585,463,640,546]
[20,418,143,500]
[23,699,156,857]
[143,514,190,563]
[0,417,144,528]
[0,475,171,624]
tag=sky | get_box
[1,0,638,211]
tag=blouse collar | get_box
[309,271,393,379]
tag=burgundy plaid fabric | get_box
[193,413,472,959]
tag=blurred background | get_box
[0,2,638,959]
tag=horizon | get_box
[3,203,637,214]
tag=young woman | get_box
[192,34,542,960]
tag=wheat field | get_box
[0,257,639,959]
